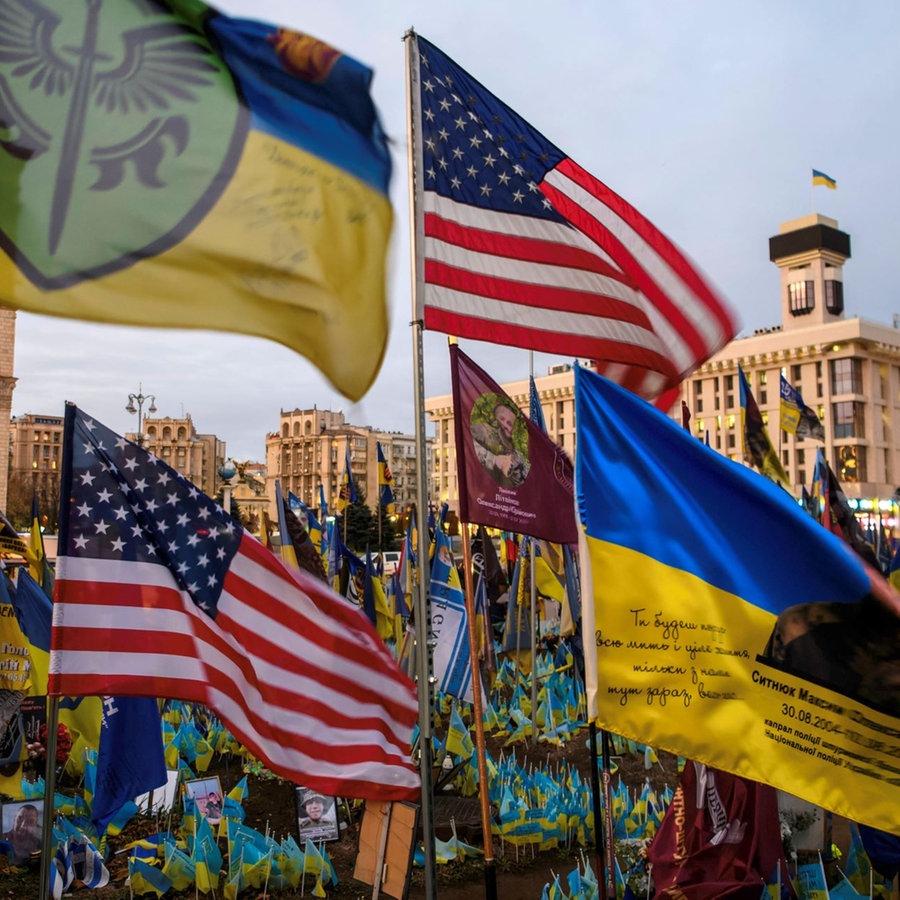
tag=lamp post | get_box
[125,384,157,446]
[219,459,238,516]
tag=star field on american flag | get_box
[418,44,566,221]
[67,408,241,616]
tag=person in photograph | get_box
[2,803,41,864]
[298,789,338,839]
[471,399,530,488]
[204,791,223,822]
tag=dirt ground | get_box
[0,733,876,900]
[0,732,668,899]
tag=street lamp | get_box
[125,384,157,446]
[219,459,239,516]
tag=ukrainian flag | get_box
[0,2,392,401]
[377,442,396,516]
[812,168,837,189]
[574,366,899,833]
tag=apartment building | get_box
[265,407,430,520]
[425,214,900,534]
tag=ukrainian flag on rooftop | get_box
[0,1,393,401]
[812,168,837,189]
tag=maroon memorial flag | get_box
[449,345,577,544]
[648,762,794,899]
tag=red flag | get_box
[450,345,577,544]
[410,34,737,403]
[50,406,419,802]
[648,762,794,899]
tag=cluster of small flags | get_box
[416,666,677,865]
[17,752,340,898]
[124,810,338,898]
[4,697,343,896]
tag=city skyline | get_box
[8,1,900,460]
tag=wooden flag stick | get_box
[371,801,393,900]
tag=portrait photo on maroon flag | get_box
[449,345,577,545]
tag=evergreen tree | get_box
[338,482,375,552]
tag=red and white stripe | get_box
[421,160,736,402]
[50,534,419,801]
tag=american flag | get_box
[50,406,419,801]
[410,34,738,402]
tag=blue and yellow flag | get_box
[336,446,357,512]
[812,168,837,189]
[28,495,54,594]
[739,366,790,485]
[288,492,326,559]
[780,373,825,441]
[376,442,396,515]
[273,479,299,571]
[575,365,900,833]
[0,1,392,401]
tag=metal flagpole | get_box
[404,28,438,899]
[528,352,539,741]
[342,443,349,549]
[461,522,498,900]
[530,536,538,741]
[588,722,608,900]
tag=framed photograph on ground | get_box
[184,776,224,826]
[0,799,43,865]
[295,786,339,843]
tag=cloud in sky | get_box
[9,0,900,460]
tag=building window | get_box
[758,370,767,405]
[788,280,815,315]
[831,358,862,394]
[832,400,865,438]
[836,446,865,483]
[825,280,844,315]
[725,374,734,408]
[791,364,802,384]
[727,433,735,449]
[878,364,888,401]
[798,468,805,486]
[816,361,823,398]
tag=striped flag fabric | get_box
[408,33,738,403]
[49,406,419,801]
